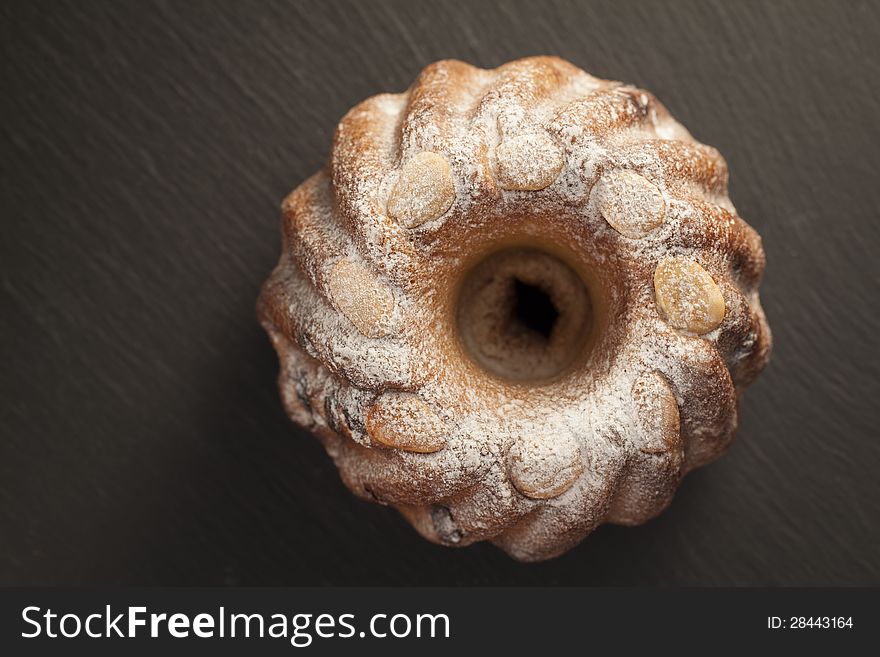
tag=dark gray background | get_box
[2,0,878,585]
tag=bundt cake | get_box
[257,56,771,561]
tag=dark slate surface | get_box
[1,0,878,586]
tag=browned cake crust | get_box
[257,56,771,561]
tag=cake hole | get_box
[512,278,559,340]
[456,248,593,382]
